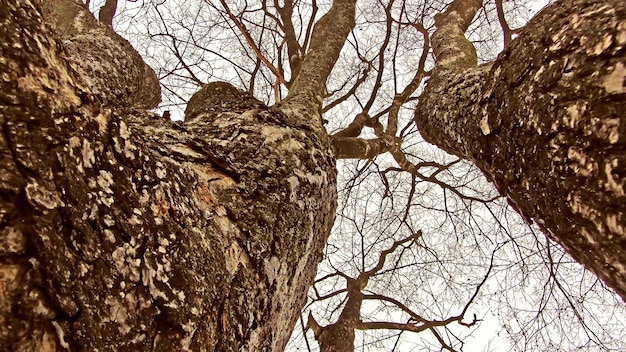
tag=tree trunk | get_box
[0,1,336,351]
[307,278,363,352]
[3,0,626,350]
[415,0,626,299]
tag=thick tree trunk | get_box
[415,0,626,299]
[0,1,336,351]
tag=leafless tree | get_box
[1,0,625,351]
[109,0,626,350]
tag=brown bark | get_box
[1,1,336,351]
[307,281,361,352]
[98,0,117,26]
[415,0,626,300]
[279,0,357,131]
[39,0,160,110]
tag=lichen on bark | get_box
[415,0,626,299]
[1,1,337,351]
[41,0,161,109]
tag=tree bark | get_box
[415,0,626,300]
[3,0,626,351]
[307,278,363,352]
[279,0,357,131]
[1,1,336,351]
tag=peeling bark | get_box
[415,0,626,300]
[1,1,336,351]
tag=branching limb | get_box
[274,0,304,81]
[331,113,369,138]
[386,21,430,136]
[431,0,482,71]
[361,231,422,281]
[323,59,373,114]
[495,0,514,47]
[219,0,287,85]
[282,0,357,117]
[98,0,117,26]
[331,135,394,159]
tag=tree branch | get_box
[274,0,304,82]
[98,0,117,26]
[219,0,287,85]
[431,0,482,71]
[280,0,357,123]
[495,0,513,47]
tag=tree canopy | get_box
[109,0,626,349]
[1,0,625,351]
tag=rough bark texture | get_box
[415,0,626,299]
[307,279,362,352]
[431,0,481,71]
[40,0,160,110]
[0,1,336,351]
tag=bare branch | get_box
[219,0,287,85]
[98,0,117,26]
[282,0,356,115]
[495,0,513,47]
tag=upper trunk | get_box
[415,0,626,299]
[307,279,363,352]
[0,1,336,351]
[279,0,357,132]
